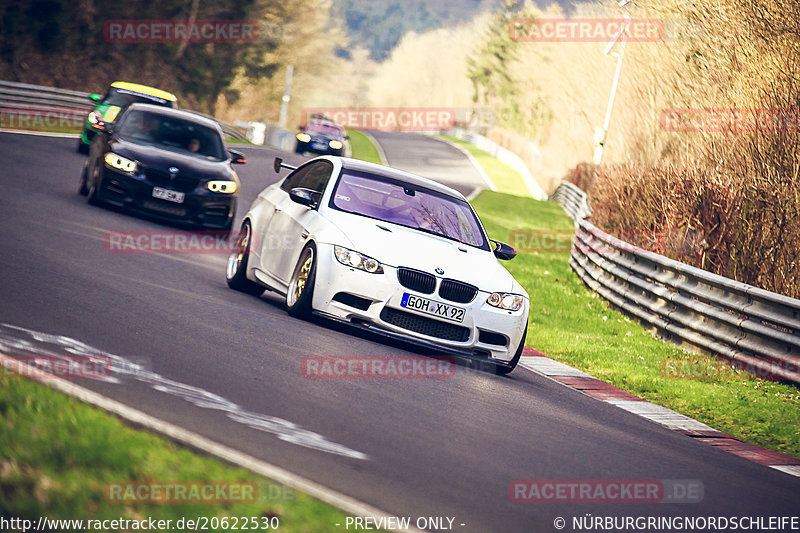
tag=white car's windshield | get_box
[331,171,489,250]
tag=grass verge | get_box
[346,130,382,164]
[0,376,362,531]
[437,135,529,196]
[471,190,800,458]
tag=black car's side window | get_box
[280,160,334,193]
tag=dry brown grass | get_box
[580,0,800,297]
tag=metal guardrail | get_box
[551,181,800,384]
[0,80,248,141]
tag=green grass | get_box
[346,129,383,164]
[438,135,529,196]
[472,190,800,458]
[0,377,364,531]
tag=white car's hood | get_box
[323,211,521,294]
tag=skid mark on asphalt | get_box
[0,323,368,460]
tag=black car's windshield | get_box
[116,110,226,161]
[104,87,175,108]
[331,171,488,250]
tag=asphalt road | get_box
[367,131,486,198]
[1,131,799,532]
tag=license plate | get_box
[152,187,184,204]
[401,293,466,323]
[311,142,327,150]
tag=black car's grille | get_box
[142,200,187,217]
[145,169,201,193]
[397,268,436,294]
[380,307,470,342]
[439,279,478,303]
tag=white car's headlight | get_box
[334,246,383,274]
[207,180,238,194]
[104,153,137,173]
[487,292,524,311]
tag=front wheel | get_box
[86,162,103,206]
[226,222,264,296]
[286,243,317,318]
[78,163,89,196]
[495,323,527,375]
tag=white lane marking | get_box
[0,323,367,460]
[518,356,592,377]
[605,400,717,432]
[0,128,80,138]
[770,465,800,477]
[0,352,423,533]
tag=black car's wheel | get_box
[226,221,264,296]
[286,243,317,318]
[77,138,89,154]
[86,162,103,206]
[78,163,89,196]
[495,323,527,375]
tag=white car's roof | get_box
[334,157,468,202]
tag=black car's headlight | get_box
[487,293,524,311]
[296,133,311,143]
[104,153,137,174]
[207,180,238,194]
[328,140,343,150]
[334,246,383,274]
[87,110,103,124]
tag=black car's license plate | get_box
[152,187,185,204]
[401,293,466,323]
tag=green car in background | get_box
[77,81,177,154]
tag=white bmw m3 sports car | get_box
[226,156,529,374]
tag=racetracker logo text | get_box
[301,108,456,132]
[104,230,263,255]
[509,18,664,42]
[104,20,258,43]
[104,481,258,504]
[302,355,456,379]
[1,107,84,129]
[660,108,800,132]
[509,479,704,503]
[1,354,112,380]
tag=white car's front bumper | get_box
[312,243,528,363]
